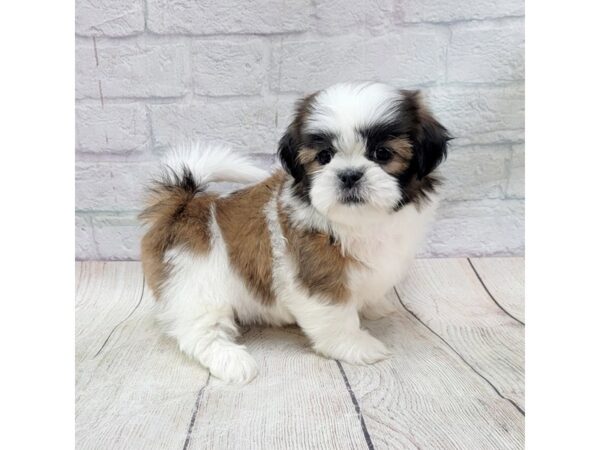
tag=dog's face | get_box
[278,83,449,225]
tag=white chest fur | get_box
[343,197,439,304]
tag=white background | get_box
[1,1,599,449]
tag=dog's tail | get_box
[139,142,268,224]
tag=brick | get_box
[314,0,394,35]
[421,199,524,257]
[76,215,98,259]
[73,2,526,259]
[249,153,279,172]
[270,37,359,92]
[76,162,154,211]
[438,145,511,201]
[270,94,304,138]
[272,30,447,93]
[76,0,144,36]
[506,143,524,198]
[395,0,523,23]
[86,198,525,259]
[424,84,524,146]
[76,103,150,153]
[191,39,267,96]
[76,38,188,99]
[92,213,143,260]
[448,20,524,83]
[149,98,279,154]
[147,0,311,34]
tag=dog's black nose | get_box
[338,170,364,188]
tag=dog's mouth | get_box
[338,188,365,204]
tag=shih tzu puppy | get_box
[140,82,449,383]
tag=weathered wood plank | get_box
[469,257,525,323]
[76,260,524,449]
[187,326,368,450]
[396,258,525,411]
[76,268,209,450]
[75,261,144,361]
[341,290,524,450]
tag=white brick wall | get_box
[75,0,524,260]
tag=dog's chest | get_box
[344,202,437,302]
[346,235,412,301]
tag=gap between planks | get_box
[467,258,525,326]
[77,259,524,449]
[336,360,375,450]
[182,375,211,450]
[393,286,525,416]
[94,275,146,358]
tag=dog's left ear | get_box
[277,92,318,182]
[402,90,451,179]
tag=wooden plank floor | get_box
[76,258,524,450]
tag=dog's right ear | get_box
[277,127,304,182]
[401,90,450,180]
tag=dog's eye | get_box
[372,146,392,162]
[316,149,333,165]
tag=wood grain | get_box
[76,259,525,449]
[339,291,524,450]
[187,326,369,450]
[76,261,144,361]
[469,257,525,323]
[397,258,525,412]
[76,263,209,450]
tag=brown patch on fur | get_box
[277,201,355,302]
[215,172,285,305]
[387,137,413,159]
[289,94,323,181]
[297,147,318,165]
[296,146,323,175]
[277,92,324,203]
[382,137,413,174]
[140,185,217,299]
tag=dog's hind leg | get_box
[156,248,258,384]
[164,304,257,384]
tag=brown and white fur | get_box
[140,82,450,383]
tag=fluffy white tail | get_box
[140,143,269,224]
[162,142,268,186]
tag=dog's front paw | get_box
[208,346,258,384]
[315,331,392,365]
[361,298,401,321]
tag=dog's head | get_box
[278,82,450,225]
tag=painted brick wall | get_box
[75,0,524,260]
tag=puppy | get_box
[140,82,449,383]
